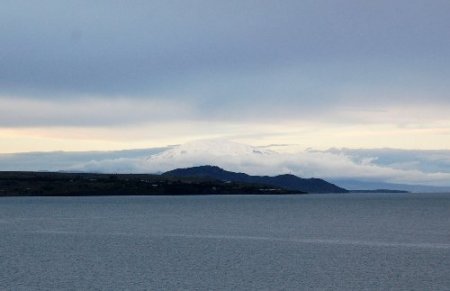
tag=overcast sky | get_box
[1,0,450,152]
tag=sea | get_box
[1,193,449,290]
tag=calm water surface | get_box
[1,193,449,290]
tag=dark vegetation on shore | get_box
[0,171,305,196]
[1,166,412,196]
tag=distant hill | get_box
[163,165,348,193]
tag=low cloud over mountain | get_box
[3,140,450,189]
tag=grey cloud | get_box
[0,97,193,127]
[2,0,450,131]
[0,147,169,171]
[1,0,450,101]
[323,148,450,174]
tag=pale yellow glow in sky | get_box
[1,120,450,153]
[2,95,450,153]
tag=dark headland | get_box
[163,165,348,193]
[0,165,350,196]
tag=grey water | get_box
[1,193,449,290]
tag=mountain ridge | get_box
[163,165,348,193]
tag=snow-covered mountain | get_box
[148,139,275,158]
[141,140,283,175]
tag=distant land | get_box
[0,166,417,197]
[349,189,409,194]
[0,170,304,196]
[331,179,448,193]
[163,165,348,193]
[1,141,449,193]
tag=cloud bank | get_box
[3,139,450,188]
[3,0,449,96]
[2,1,450,114]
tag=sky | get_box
[1,0,450,153]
